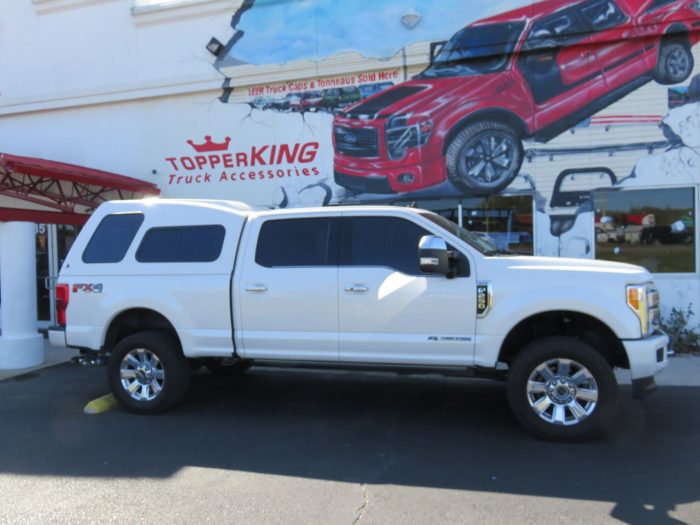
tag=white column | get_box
[0,221,44,369]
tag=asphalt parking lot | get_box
[1,359,699,525]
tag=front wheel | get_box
[654,41,694,85]
[108,331,191,414]
[445,120,523,195]
[506,337,619,441]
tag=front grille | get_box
[334,126,379,157]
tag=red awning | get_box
[0,153,160,225]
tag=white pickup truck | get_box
[49,199,668,441]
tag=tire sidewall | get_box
[506,337,619,441]
[108,331,190,414]
[656,42,694,85]
[446,120,523,195]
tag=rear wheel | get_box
[108,331,191,414]
[506,336,618,441]
[654,41,694,85]
[446,120,523,195]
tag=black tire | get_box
[446,120,523,195]
[654,41,694,85]
[108,331,191,414]
[204,359,253,377]
[506,336,619,442]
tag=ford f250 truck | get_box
[49,199,668,441]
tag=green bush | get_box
[659,304,700,354]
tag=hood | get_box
[492,255,651,279]
[342,75,505,119]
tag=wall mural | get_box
[161,0,700,271]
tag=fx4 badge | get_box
[73,283,103,293]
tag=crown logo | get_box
[187,135,231,153]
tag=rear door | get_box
[236,215,339,361]
[517,6,606,130]
[581,0,647,90]
[337,213,476,366]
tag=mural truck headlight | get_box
[385,115,433,161]
[627,284,661,337]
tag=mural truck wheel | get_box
[446,120,523,195]
[654,41,694,85]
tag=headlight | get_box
[386,114,433,160]
[627,284,660,337]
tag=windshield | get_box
[418,211,505,255]
[418,22,524,78]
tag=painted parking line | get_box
[84,394,118,415]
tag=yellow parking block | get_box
[84,394,118,415]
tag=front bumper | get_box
[333,153,447,193]
[622,330,669,386]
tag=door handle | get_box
[344,283,369,293]
[245,284,267,293]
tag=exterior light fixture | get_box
[206,37,224,57]
[401,9,421,30]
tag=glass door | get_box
[36,224,80,328]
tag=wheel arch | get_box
[442,109,528,155]
[103,308,181,354]
[498,310,629,369]
[662,23,690,46]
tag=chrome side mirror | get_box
[419,235,450,275]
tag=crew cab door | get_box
[581,0,647,91]
[235,215,339,361]
[516,5,607,130]
[337,214,476,366]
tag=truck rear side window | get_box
[256,218,337,267]
[82,213,144,263]
[136,225,226,263]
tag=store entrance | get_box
[36,224,80,328]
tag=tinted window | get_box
[341,217,430,275]
[82,213,144,264]
[581,0,625,31]
[419,22,524,78]
[524,10,586,50]
[256,218,336,267]
[646,0,676,12]
[136,225,225,263]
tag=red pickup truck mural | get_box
[332,0,700,195]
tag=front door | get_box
[338,215,475,366]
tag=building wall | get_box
[1,0,699,324]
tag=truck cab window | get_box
[255,217,337,267]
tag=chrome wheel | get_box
[459,131,516,187]
[119,348,165,402]
[526,358,598,426]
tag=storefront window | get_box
[593,187,695,273]
[393,195,534,255]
